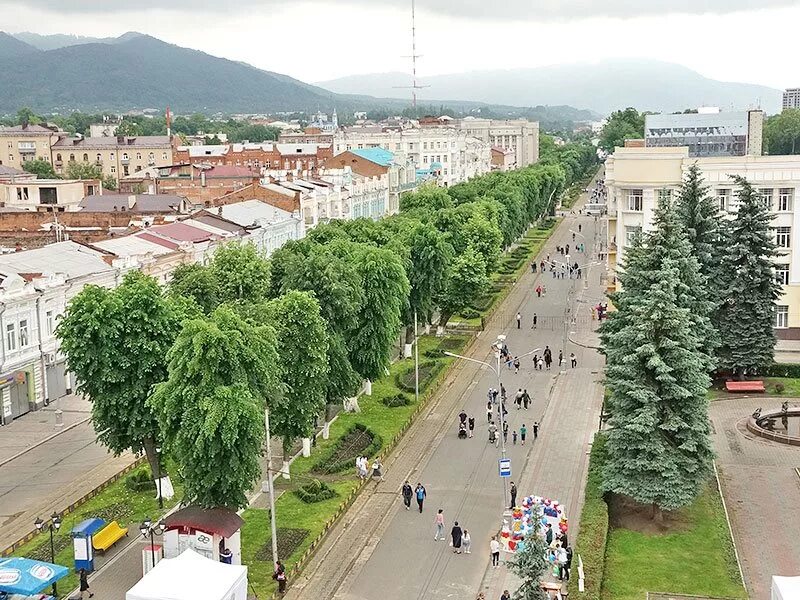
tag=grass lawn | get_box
[601,484,746,600]
[242,333,469,597]
[11,462,184,598]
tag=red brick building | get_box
[173,143,333,173]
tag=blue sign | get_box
[0,557,68,595]
[498,458,512,478]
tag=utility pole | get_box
[394,0,429,108]
[264,408,278,568]
[414,310,420,404]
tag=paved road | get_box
[710,397,800,600]
[288,192,606,600]
[0,395,136,550]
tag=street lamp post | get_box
[155,445,163,510]
[34,512,62,597]
[139,519,165,572]
[445,341,540,512]
[264,408,279,570]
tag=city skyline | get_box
[0,1,797,90]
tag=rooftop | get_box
[0,124,59,135]
[52,135,172,148]
[92,235,175,257]
[349,147,395,167]
[79,194,187,213]
[0,241,113,281]
[215,200,294,227]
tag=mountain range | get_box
[319,60,784,115]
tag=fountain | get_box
[746,402,800,446]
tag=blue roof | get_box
[0,557,69,595]
[72,518,106,537]
[350,147,395,167]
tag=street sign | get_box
[498,458,512,478]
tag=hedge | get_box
[569,433,609,599]
[125,466,155,492]
[295,479,338,503]
[395,360,445,393]
[382,393,412,408]
[763,363,800,378]
[310,423,383,474]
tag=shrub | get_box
[125,466,155,492]
[396,360,444,393]
[459,308,480,320]
[311,423,383,474]
[382,393,412,408]
[255,528,309,560]
[569,434,609,599]
[763,363,800,378]
[295,479,337,503]
[775,382,786,394]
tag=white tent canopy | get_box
[772,575,800,600]
[126,549,247,600]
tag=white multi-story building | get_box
[454,118,540,168]
[783,88,800,111]
[334,127,491,187]
[605,146,800,338]
[317,166,392,222]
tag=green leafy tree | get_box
[717,176,782,375]
[209,242,271,305]
[506,525,549,600]
[149,306,280,509]
[600,196,713,516]
[675,163,725,357]
[22,158,57,179]
[169,263,220,314]
[115,119,143,137]
[261,292,330,471]
[16,107,42,126]
[57,271,190,476]
[436,247,489,330]
[350,246,410,382]
[64,160,103,180]
[764,109,800,155]
[599,108,646,154]
[399,184,453,213]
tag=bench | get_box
[725,380,765,393]
[92,521,128,552]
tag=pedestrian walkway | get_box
[286,189,606,599]
[710,397,800,600]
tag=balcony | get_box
[17,142,36,153]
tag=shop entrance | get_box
[9,375,30,419]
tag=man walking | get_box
[415,483,426,513]
[487,400,493,423]
[509,481,518,509]
[490,536,501,567]
[533,421,539,440]
[531,313,538,329]
[520,423,527,446]
[401,481,413,510]
[570,352,577,368]
[522,389,530,410]
[536,284,542,298]
[516,312,522,329]
[434,509,445,540]
[543,346,552,370]
[468,415,475,438]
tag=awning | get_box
[0,557,69,595]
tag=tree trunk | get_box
[142,436,162,478]
[651,503,664,523]
[437,311,453,335]
[405,325,415,345]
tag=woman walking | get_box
[434,509,445,540]
[451,521,463,554]
[462,529,471,554]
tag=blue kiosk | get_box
[71,518,106,572]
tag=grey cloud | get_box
[6,0,800,19]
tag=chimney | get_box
[200,171,207,187]
[117,135,124,144]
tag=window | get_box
[136,152,142,160]
[69,153,75,162]
[776,226,791,248]
[82,153,88,162]
[110,165,116,173]
[625,225,642,245]
[56,153,62,162]
[657,188,672,202]
[5,322,16,351]
[716,189,731,212]
[778,188,794,212]
[18,319,28,347]
[775,305,789,329]
[775,263,790,285]
[16,187,29,202]
[122,153,128,160]
[760,188,774,210]
[96,153,102,163]
[443,155,448,163]
[423,142,428,150]
[626,189,643,211]
[161,152,167,160]
[40,187,57,205]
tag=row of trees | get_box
[21,157,118,189]
[57,151,596,511]
[764,108,800,155]
[600,165,780,516]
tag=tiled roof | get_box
[148,222,214,243]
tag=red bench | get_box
[725,380,765,393]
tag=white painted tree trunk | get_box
[301,438,311,457]
[322,422,330,439]
[424,324,431,335]
[403,343,413,358]
[364,379,372,396]
[436,325,445,337]
[281,460,290,479]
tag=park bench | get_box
[725,380,766,393]
[92,520,128,552]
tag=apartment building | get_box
[455,118,540,168]
[51,135,174,179]
[644,110,764,157]
[0,124,62,169]
[784,88,800,111]
[333,127,491,187]
[604,146,800,338]
[1,179,101,211]
[173,142,333,173]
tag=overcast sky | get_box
[1,0,797,89]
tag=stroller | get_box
[458,422,468,439]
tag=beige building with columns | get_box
[605,146,800,339]
[51,136,174,179]
[0,124,62,169]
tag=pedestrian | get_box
[545,523,554,545]
[544,346,552,370]
[564,545,573,580]
[273,561,287,594]
[513,356,520,374]
[537,356,544,371]
[463,529,471,553]
[512,430,518,445]
[510,481,517,509]
[501,590,511,600]
[488,420,498,446]
[536,284,542,298]
[493,388,499,403]
[516,312,522,329]
[530,261,536,273]
[459,409,467,425]
[558,350,564,368]
[558,545,568,580]
[533,421,539,439]
[402,481,413,510]
[434,509,445,540]
[515,388,523,409]
[79,568,93,599]
[570,352,577,368]
[520,424,527,446]
[578,224,582,232]
[531,312,538,329]
[490,536,501,567]
[522,389,530,410]
[542,284,547,296]
[451,521,463,553]
[540,260,545,272]
[500,383,506,400]
[415,483,426,512]
[502,420,509,442]
[371,458,384,481]
[487,400,493,423]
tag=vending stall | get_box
[162,507,243,565]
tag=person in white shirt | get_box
[490,536,501,567]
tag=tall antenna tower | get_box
[394,0,428,108]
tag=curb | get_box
[712,461,748,595]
